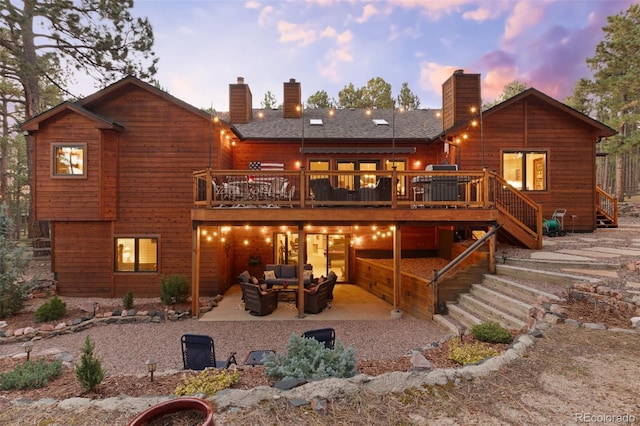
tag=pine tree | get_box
[75,336,106,392]
[0,204,32,318]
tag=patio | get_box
[199,284,403,321]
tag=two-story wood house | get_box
[22,70,616,319]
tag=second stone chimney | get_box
[229,76,252,124]
[441,69,481,129]
[283,78,301,119]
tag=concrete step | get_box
[445,302,482,330]
[496,264,601,286]
[502,257,621,271]
[470,284,532,321]
[432,313,461,335]
[482,274,564,305]
[458,293,527,330]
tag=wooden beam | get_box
[191,226,201,317]
[393,224,401,312]
[297,224,306,318]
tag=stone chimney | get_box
[441,69,481,129]
[283,78,301,119]
[229,76,252,124]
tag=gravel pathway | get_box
[0,317,449,377]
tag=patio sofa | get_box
[264,263,313,286]
[358,177,393,202]
[309,178,349,205]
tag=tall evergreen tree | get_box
[396,82,420,110]
[483,80,527,109]
[306,90,333,109]
[580,4,640,200]
[0,0,157,238]
[260,91,278,109]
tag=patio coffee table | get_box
[276,287,298,302]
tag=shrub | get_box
[160,274,190,306]
[0,359,62,390]
[448,339,500,365]
[0,205,33,319]
[75,336,105,391]
[471,321,512,344]
[123,290,134,310]
[263,333,357,381]
[34,295,67,322]
[174,368,240,397]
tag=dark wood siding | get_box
[460,96,598,231]
[34,111,105,221]
[52,221,113,296]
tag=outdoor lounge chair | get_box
[302,328,336,349]
[241,282,279,316]
[181,334,237,370]
[303,278,331,314]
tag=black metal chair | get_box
[181,334,237,370]
[302,327,336,349]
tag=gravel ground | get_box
[0,316,449,377]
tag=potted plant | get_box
[128,397,214,426]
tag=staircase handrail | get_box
[428,224,502,286]
[595,185,618,227]
[488,171,542,244]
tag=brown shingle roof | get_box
[231,108,443,141]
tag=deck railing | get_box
[596,185,618,227]
[193,168,491,209]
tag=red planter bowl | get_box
[128,397,214,426]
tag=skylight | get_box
[372,119,389,126]
[309,119,323,125]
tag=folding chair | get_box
[181,334,237,370]
[302,328,336,349]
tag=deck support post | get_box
[297,224,306,318]
[393,223,402,315]
[191,225,201,318]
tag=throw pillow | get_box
[303,270,313,280]
[238,270,251,283]
[264,270,276,280]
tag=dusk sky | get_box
[74,0,639,110]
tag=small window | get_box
[309,119,323,126]
[115,237,158,272]
[53,144,86,177]
[372,119,389,126]
[503,151,547,191]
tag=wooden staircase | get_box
[596,185,618,228]
[433,264,601,334]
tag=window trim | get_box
[114,235,160,273]
[502,150,548,192]
[51,143,87,178]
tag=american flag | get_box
[248,162,285,171]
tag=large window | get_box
[336,160,379,190]
[115,237,158,272]
[503,151,547,191]
[53,144,86,177]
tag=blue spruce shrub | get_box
[263,333,357,381]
